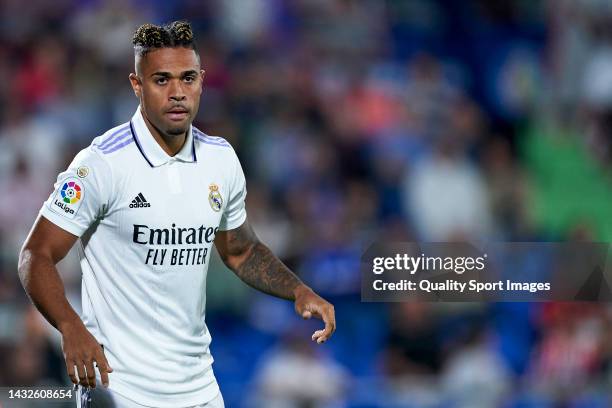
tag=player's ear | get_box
[129,73,141,99]
[200,69,206,90]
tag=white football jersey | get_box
[39,107,247,407]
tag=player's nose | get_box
[169,94,186,102]
[168,82,186,101]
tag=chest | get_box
[108,161,230,237]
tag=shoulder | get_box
[193,127,240,170]
[90,122,135,158]
[192,127,243,177]
[69,122,134,175]
[192,127,233,150]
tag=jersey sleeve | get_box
[39,147,112,237]
[218,149,247,231]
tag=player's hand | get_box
[59,319,113,389]
[293,285,336,344]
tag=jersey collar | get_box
[130,107,197,167]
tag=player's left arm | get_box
[215,220,336,343]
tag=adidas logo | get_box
[129,193,151,208]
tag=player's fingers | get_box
[312,329,325,341]
[85,360,97,388]
[314,306,336,344]
[95,352,113,388]
[96,346,113,372]
[65,359,78,385]
[327,305,336,334]
[76,362,88,387]
[98,344,113,372]
[315,321,332,344]
[97,364,110,388]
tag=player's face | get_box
[129,47,205,137]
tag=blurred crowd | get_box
[0,0,611,407]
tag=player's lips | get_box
[166,107,189,120]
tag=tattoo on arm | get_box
[217,222,303,300]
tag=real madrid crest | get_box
[208,183,223,212]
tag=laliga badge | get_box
[50,178,84,219]
[208,183,223,212]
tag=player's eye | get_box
[155,77,168,85]
[183,75,195,83]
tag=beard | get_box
[166,126,187,136]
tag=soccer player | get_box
[17,21,336,408]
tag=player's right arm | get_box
[18,146,114,389]
[18,215,113,389]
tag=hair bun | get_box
[169,21,193,44]
[133,23,170,48]
[132,21,195,55]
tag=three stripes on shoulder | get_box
[192,128,231,148]
[96,123,133,154]
[94,124,231,155]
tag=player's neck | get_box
[151,130,186,157]
[141,113,186,156]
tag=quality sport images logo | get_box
[52,179,83,218]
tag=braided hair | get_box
[132,21,196,56]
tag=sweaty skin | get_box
[18,46,336,390]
